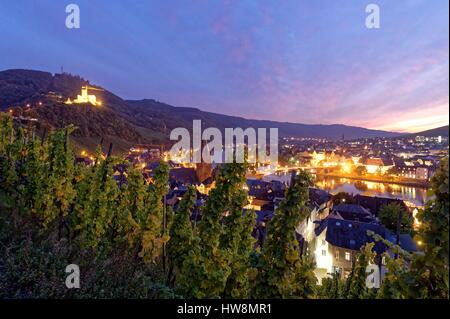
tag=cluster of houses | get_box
[159,159,420,284]
[299,194,418,282]
[126,145,161,167]
[75,144,424,284]
[296,150,439,181]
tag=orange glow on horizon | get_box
[370,109,449,133]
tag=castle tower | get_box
[196,139,212,183]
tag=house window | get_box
[332,266,342,275]
[382,256,386,265]
[345,252,351,261]
[322,250,327,256]
[322,240,326,246]
[335,250,340,260]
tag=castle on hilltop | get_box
[65,85,103,106]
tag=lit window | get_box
[332,266,342,275]
[345,252,351,261]
[322,250,326,256]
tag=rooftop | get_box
[315,217,387,254]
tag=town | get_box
[69,130,447,284]
[1,0,448,303]
[4,92,448,285]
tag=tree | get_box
[119,163,149,245]
[317,273,343,299]
[0,113,14,155]
[33,127,77,230]
[376,252,410,299]
[0,122,174,298]
[376,157,449,299]
[332,192,356,205]
[177,162,251,298]
[222,208,256,298]
[138,161,170,263]
[218,162,256,299]
[0,114,20,202]
[387,166,401,176]
[296,255,318,298]
[355,166,367,176]
[72,146,121,248]
[253,170,317,298]
[22,133,46,213]
[378,203,414,235]
[408,157,449,298]
[344,243,376,299]
[167,185,196,285]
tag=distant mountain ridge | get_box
[407,125,449,137]
[0,69,145,153]
[123,99,401,140]
[1,69,404,152]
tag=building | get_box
[396,165,430,180]
[363,157,394,174]
[195,161,212,184]
[246,179,286,201]
[245,198,273,211]
[415,167,429,180]
[65,85,103,106]
[312,216,386,282]
[333,203,377,223]
[168,167,198,186]
[354,194,408,217]
[252,210,275,248]
[385,232,419,254]
[195,177,215,195]
[296,188,333,246]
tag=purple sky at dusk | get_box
[1,0,448,133]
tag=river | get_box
[262,172,431,207]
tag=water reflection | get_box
[263,172,431,207]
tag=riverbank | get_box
[314,172,430,189]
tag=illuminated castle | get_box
[65,85,103,106]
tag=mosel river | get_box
[263,172,431,208]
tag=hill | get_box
[122,99,400,140]
[0,69,402,153]
[408,125,449,137]
[0,70,152,154]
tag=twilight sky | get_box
[0,0,448,133]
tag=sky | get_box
[0,0,448,133]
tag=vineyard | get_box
[0,112,448,299]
